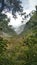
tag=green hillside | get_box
[0,12,37,65]
[21,12,37,36]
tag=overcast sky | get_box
[8,0,37,27]
[21,0,37,10]
[2,0,37,28]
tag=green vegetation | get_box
[0,13,16,35]
[0,12,37,65]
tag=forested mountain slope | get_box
[0,12,37,65]
[21,12,37,36]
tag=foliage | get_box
[0,12,37,65]
[0,36,8,65]
[0,13,16,35]
[0,37,7,54]
[0,0,23,16]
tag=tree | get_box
[0,13,10,32]
[0,0,23,16]
[0,13,15,34]
[35,6,37,14]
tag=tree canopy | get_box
[0,0,23,16]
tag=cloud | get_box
[29,0,37,10]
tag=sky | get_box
[8,0,37,27]
[2,0,37,34]
[21,0,37,10]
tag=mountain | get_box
[21,12,37,36]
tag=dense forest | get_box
[0,0,37,65]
